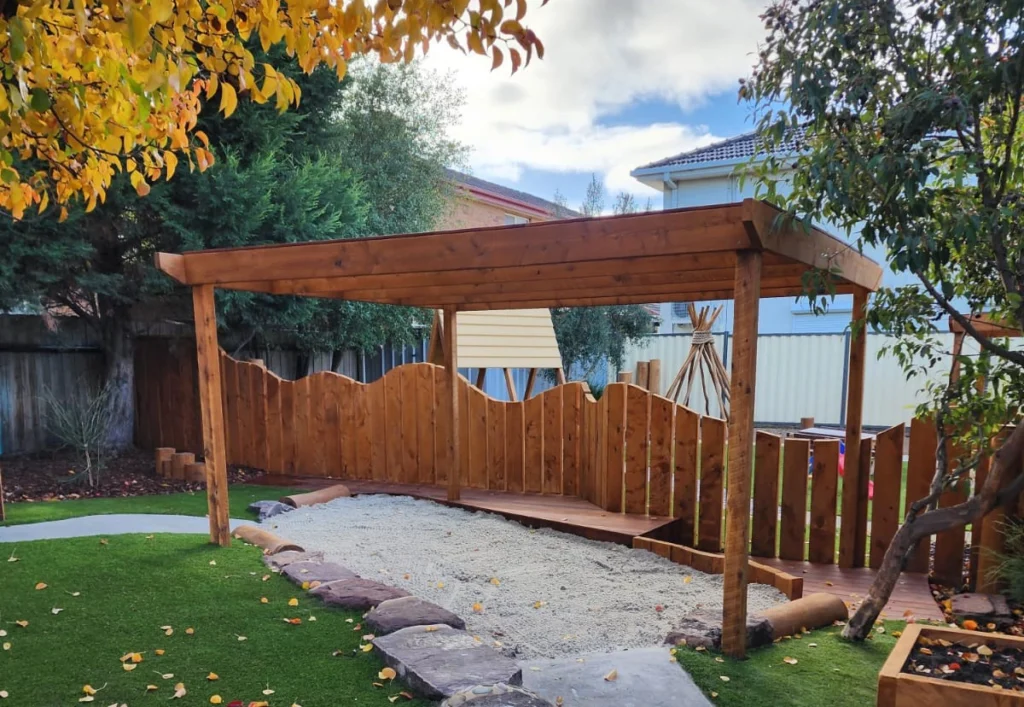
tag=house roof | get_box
[446,168,577,218]
[633,127,807,172]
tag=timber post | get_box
[721,249,762,658]
[443,306,461,501]
[192,284,231,546]
[841,287,869,568]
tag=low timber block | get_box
[171,452,195,480]
[185,462,206,483]
[280,484,352,508]
[155,448,175,477]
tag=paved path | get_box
[521,646,712,707]
[0,514,255,543]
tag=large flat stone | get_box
[367,596,466,634]
[442,684,554,706]
[951,593,1015,628]
[309,578,409,610]
[282,561,358,587]
[664,608,772,650]
[373,624,523,700]
[520,647,712,707]
[263,550,323,572]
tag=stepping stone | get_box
[520,646,712,707]
[951,593,1015,628]
[248,500,293,521]
[367,596,466,634]
[262,550,323,572]
[373,624,522,700]
[664,608,772,650]
[282,561,358,587]
[310,578,409,610]
[442,684,554,706]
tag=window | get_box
[504,214,529,225]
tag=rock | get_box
[310,578,409,610]
[366,596,466,634]
[248,500,294,521]
[951,593,1015,628]
[373,625,522,700]
[282,561,358,587]
[442,684,554,707]
[262,550,323,571]
[664,608,772,651]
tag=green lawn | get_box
[0,534,429,706]
[1,484,307,526]
[676,622,904,706]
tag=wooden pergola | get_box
[156,198,882,658]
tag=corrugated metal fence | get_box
[619,332,962,428]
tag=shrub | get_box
[42,380,118,487]
[986,519,1024,603]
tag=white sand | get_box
[266,495,786,659]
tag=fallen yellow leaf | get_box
[172,682,186,699]
[604,669,618,682]
[533,601,546,609]
[146,685,158,692]
[262,575,270,582]
[155,649,165,656]
[360,644,373,653]
[82,686,97,696]
[288,598,299,607]
[78,697,94,703]
[490,577,501,586]
[209,697,222,705]
[683,576,693,584]
[14,621,27,628]
[472,603,484,613]
[379,667,397,680]
[437,582,445,589]
[122,663,137,672]
[262,688,275,696]
[719,675,730,682]
[388,697,400,704]
[206,673,219,681]
[783,657,798,665]
[260,597,269,604]
[161,625,173,636]
[35,582,47,590]
[301,581,310,590]
[2,643,10,651]
[185,628,195,636]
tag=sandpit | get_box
[266,495,786,659]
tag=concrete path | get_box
[521,646,712,707]
[0,514,255,543]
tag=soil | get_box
[903,635,1024,690]
[0,449,261,504]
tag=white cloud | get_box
[423,0,767,195]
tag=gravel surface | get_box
[266,495,786,659]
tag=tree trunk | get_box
[101,318,135,451]
[842,423,1024,640]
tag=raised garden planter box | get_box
[878,624,1024,706]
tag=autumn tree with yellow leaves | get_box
[0,0,545,219]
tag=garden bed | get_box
[878,624,1024,706]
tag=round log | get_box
[184,462,206,483]
[233,525,304,555]
[170,452,195,480]
[155,448,175,477]
[279,484,352,508]
[757,592,848,639]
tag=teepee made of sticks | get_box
[665,304,731,420]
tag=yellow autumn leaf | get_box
[219,82,238,118]
[472,603,484,613]
[301,581,310,590]
[783,656,798,665]
[210,696,222,705]
[378,667,396,680]
[260,597,269,604]
[146,685,158,692]
[288,598,299,607]
[2,643,10,651]
[172,682,187,699]
[604,669,617,682]
[82,685,97,695]
[683,576,693,584]
[161,625,173,636]
[14,621,27,628]
[490,577,501,586]
[360,644,373,653]
[35,582,47,590]
[185,628,195,635]
[206,672,219,681]
[122,663,137,672]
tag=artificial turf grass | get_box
[1,484,309,526]
[675,621,906,707]
[0,533,430,706]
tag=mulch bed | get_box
[903,634,1024,690]
[1,449,261,504]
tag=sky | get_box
[422,0,768,212]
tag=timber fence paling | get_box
[137,349,1010,576]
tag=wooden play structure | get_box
[426,308,565,399]
[155,199,886,657]
[665,304,731,419]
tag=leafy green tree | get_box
[0,55,458,449]
[745,0,1024,638]
[547,177,655,382]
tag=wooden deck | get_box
[758,558,943,621]
[251,475,943,621]
[253,476,676,545]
